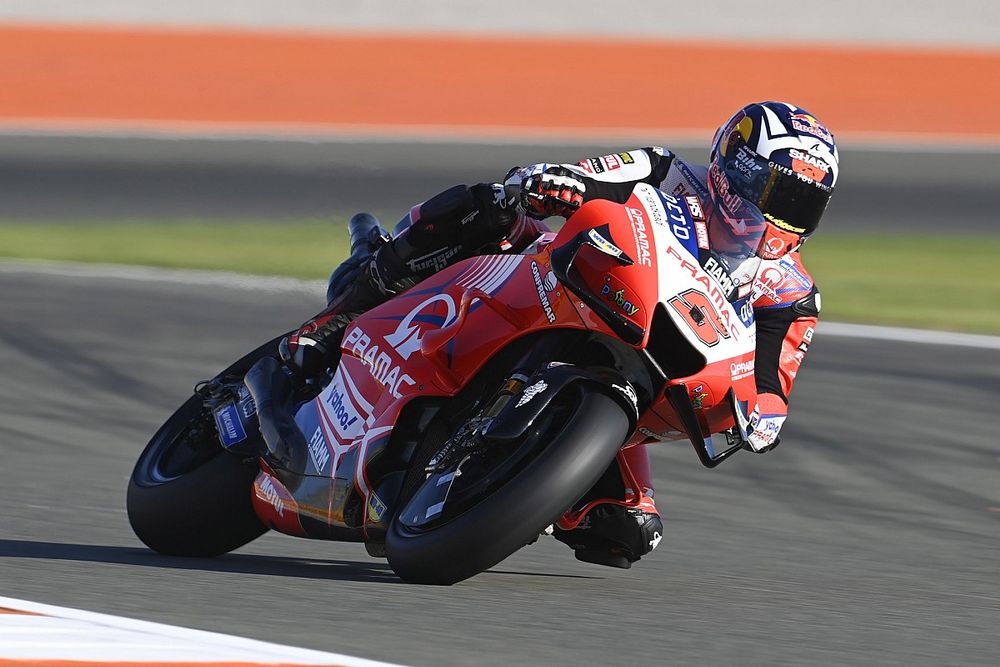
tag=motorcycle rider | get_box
[282,101,837,569]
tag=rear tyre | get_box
[126,334,288,556]
[385,389,630,584]
[127,395,267,556]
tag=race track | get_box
[1,264,998,666]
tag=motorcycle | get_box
[127,182,764,584]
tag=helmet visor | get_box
[720,139,832,236]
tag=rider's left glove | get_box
[745,392,787,453]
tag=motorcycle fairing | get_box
[252,184,764,538]
[253,249,597,539]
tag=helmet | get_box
[707,101,838,262]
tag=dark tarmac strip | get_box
[1,135,997,233]
[0,266,998,666]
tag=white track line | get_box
[0,595,406,666]
[2,258,999,350]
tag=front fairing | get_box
[548,183,759,443]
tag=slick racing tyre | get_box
[127,393,267,557]
[127,335,287,557]
[385,386,630,585]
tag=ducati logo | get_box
[383,294,458,360]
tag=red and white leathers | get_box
[507,146,820,524]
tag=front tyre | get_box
[385,389,630,585]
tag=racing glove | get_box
[514,166,587,219]
[745,392,788,453]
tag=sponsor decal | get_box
[638,426,682,441]
[543,270,558,292]
[307,425,331,473]
[531,261,556,323]
[685,195,704,221]
[750,265,783,303]
[676,159,711,201]
[577,157,605,174]
[367,492,387,522]
[214,403,247,448]
[691,384,707,409]
[803,326,815,343]
[344,327,418,399]
[789,148,830,183]
[708,162,745,216]
[693,219,710,249]
[384,293,457,360]
[612,383,638,408]
[516,380,548,408]
[407,246,462,273]
[790,113,834,143]
[730,359,755,381]
[259,476,285,517]
[237,386,257,419]
[766,236,787,256]
[637,188,668,227]
[737,298,755,327]
[703,256,736,295]
[587,228,625,258]
[619,152,635,164]
[601,281,640,317]
[324,377,362,439]
[765,213,807,234]
[601,154,623,170]
[733,145,765,178]
[625,207,652,267]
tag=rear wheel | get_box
[126,334,288,556]
[127,395,267,556]
[385,386,630,584]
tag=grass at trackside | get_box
[0,222,997,334]
[0,220,350,281]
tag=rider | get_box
[282,101,838,569]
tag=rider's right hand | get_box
[517,166,587,219]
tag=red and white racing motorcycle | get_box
[127,183,764,584]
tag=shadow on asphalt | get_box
[0,539,603,583]
[0,539,400,584]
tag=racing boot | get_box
[553,445,663,568]
[554,500,662,569]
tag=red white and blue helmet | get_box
[708,101,838,257]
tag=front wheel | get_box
[385,387,630,584]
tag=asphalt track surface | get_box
[2,135,998,234]
[1,264,998,666]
